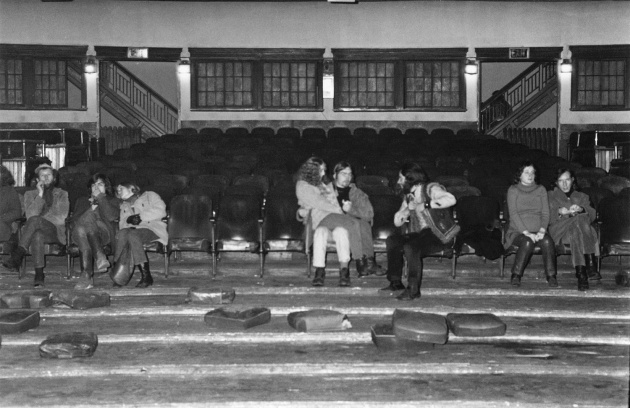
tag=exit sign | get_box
[509,48,530,59]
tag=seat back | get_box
[369,194,402,247]
[599,196,630,245]
[168,194,213,242]
[263,192,304,243]
[215,194,263,243]
[456,196,500,232]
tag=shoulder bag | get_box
[422,184,460,244]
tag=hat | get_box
[34,164,54,174]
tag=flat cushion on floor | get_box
[186,287,236,304]
[39,332,98,359]
[371,324,434,351]
[287,309,351,332]
[446,313,506,337]
[0,290,53,309]
[0,311,40,334]
[53,291,111,310]
[392,309,449,345]
[204,307,271,330]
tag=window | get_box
[191,49,324,111]
[34,60,67,107]
[333,49,467,111]
[573,59,628,110]
[0,59,22,105]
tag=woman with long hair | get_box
[0,165,22,242]
[505,161,557,287]
[548,167,600,290]
[68,173,120,289]
[383,162,457,301]
[111,182,167,288]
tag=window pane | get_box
[404,60,462,109]
[262,61,317,108]
[575,58,627,109]
[195,61,253,108]
[336,60,394,108]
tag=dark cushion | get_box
[169,238,211,252]
[446,313,506,337]
[204,307,271,330]
[287,309,351,332]
[53,291,111,310]
[0,311,40,334]
[0,290,53,309]
[392,309,449,345]
[39,332,98,359]
[371,324,435,351]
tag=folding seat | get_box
[134,167,172,188]
[216,163,252,180]
[232,174,269,196]
[379,128,403,140]
[199,127,223,140]
[192,174,231,190]
[355,175,390,190]
[167,194,214,275]
[212,192,264,276]
[300,127,327,151]
[152,174,189,192]
[596,195,630,276]
[369,193,402,258]
[327,127,353,150]
[404,128,429,140]
[456,128,480,138]
[251,127,275,142]
[353,127,379,151]
[361,184,396,196]
[102,166,137,187]
[276,127,300,140]
[176,128,198,136]
[112,148,132,160]
[452,196,503,278]
[262,190,307,277]
[181,185,224,213]
[597,175,630,195]
[618,187,630,199]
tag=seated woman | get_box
[296,157,368,287]
[0,165,22,243]
[548,168,601,291]
[68,174,120,290]
[505,161,557,287]
[310,226,350,286]
[384,162,457,301]
[111,182,167,288]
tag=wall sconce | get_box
[84,56,98,74]
[178,59,191,75]
[464,59,478,75]
[560,59,573,74]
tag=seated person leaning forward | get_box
[68,173,120,290]
[505,161,557,288]
[296,157,375,287]
[548,168,601,291]
[384,163,456,301]
[0,165,23,243]
[2,164,69,287]
[111,183,167,288]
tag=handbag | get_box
[421,184,460,244]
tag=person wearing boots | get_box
[296,157,371,287]
[330,161,383,277]
[0,165,22,243]
[548,168,601,291]
[111,182,167,288]
[2,164,69,287]
[383,162,456,301]
[310,226,351,286]
[505,161,557,288]
[68,174,120,290]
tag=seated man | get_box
[2,164,69,287]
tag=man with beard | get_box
[2,164,69,287]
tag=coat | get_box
[118,191,168,244]
[71,194,121,240]
[296,180,343,228]
[24,188,69,243]
[547,187,598,251]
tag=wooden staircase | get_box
[481,62,558,137]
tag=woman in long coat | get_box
[548,168,600,291]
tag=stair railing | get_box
[480,61,556,134]
[100,61,178,137]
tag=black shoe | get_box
[510,273,521,287]
[135,262,154,288]
[547,275,558,288]
[339,267,351,287]
[381,280,406,292]
[312,267,325,287]
[576,266,589,291]
[396,287,420,301]
[356,256,369,277]
[585,254,602,281]
[366,256,384,276]
[33,267,45,288]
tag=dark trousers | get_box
[114,228,158,266]
[510,233,557,277]
[386,229,444,283]
[19,216,60,268]
[71,211,111,254]
[0,221,14,242]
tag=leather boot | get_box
[88,234,110,273]
[510,274,522,287]
[542,242,558,288]
[356,256,369,277]
[110,262,134,287]
[576,265,589,291]
[339,267,351,287]
[366,256,385,276]
[74,248,94,290]
[380,280,406,293]
[584,254,602,281]
[2,245,27,272]
[136,262,154,288]
[312,267,325,287]
[397,268,421,301]
[34,267,45,287]
[511,246,531,282]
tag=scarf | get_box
[42,185,55,213]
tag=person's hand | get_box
[395,209,410,226]
[559,207,571,216]
[569,204,582,214]
[534,231,545,242]
[36,180,44,197]
[342,200,352,213]
[523,231,537,242]
[126,214,142,225]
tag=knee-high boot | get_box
[542,247,558,288]
[136,262,153,288]
[88,233,110,273]
[74,247,94,290]
[510,246,532,287]
[397,261,422,301]
[585,254,602,281]
[576,265,589,291]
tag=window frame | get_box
[332,48,468,112]
[0,44,88,111]
[189,48,325,112]
[570,45,630,112]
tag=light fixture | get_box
[84,56,98,74]
[560,59,573,74]
[328,0,357,3]
[465,59,478,75]
[178,59,191,74]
